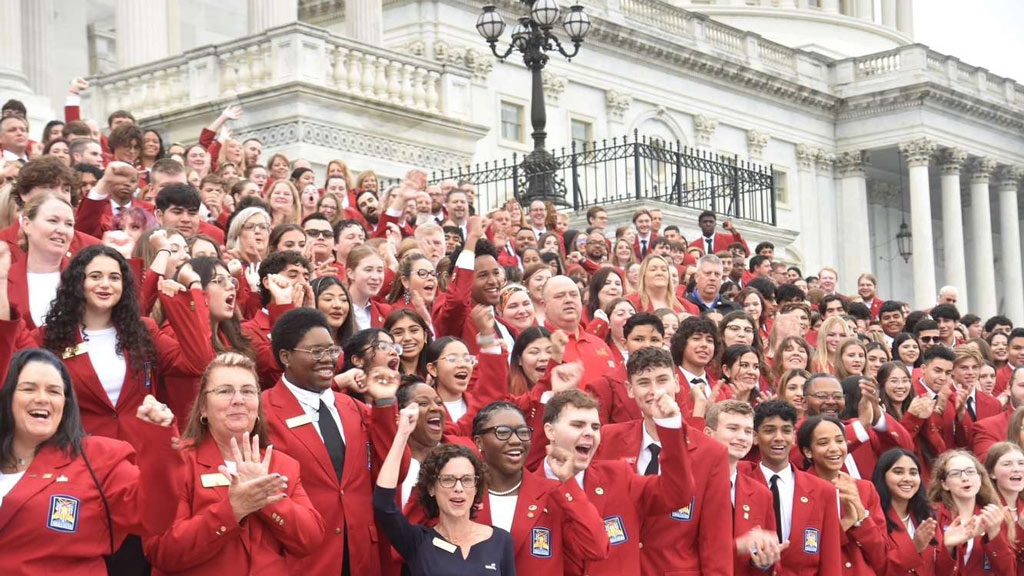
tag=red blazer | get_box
[689,230,750,255]
[971,409,1013,462]
[74,196,156,239]
[563,423,696,576]
[867,297,884,321]
[6,252,69,331]
[996,364,1017,397]
[0,219,101,263]
[632,233,659,259]
[881,508,947,576]
[789,415,913,482]
[807,472,887,576]
[740,462,843,576]
[734,469,780,576]
[14,291,211,441]
[240,303,293,390]
[596,419,734,575]
[145,436,325,575]
[962,390,1005,447]
[198,128,222,173]
[0,421,184,575]
[152,289,218,423]
[934,503,1015,575]
[262,380,398,576]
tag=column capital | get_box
[938,147,968,175]
[970,157,999,183]
[796,143,816,172]
[693,114,718,148]
[836,150,869,177]
[899,138,937,168]
[996,166,1024,191]
[815,148,836,171]
[747,130,769,161]
[605,89,632,123]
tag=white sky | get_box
[913,0,1024,82]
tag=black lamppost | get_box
[896,149,912,262]
[476,1,591,206]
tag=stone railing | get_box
[836,44,1023,110]
[85,22,470,121]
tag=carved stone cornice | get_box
[836,150,869,177]
[938,148,967,175]
[969,157,998,183]
[542,69,565,107]
[996,166,1024,192]
[605,89,632,123]
[839,85,1024,135]
[694,114,718,148]
[747,130,769,161]
[796,144,816,172]
[815,149,836,172]
[899,138,936,168]
[405,39,491,82]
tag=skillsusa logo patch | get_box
[47,495,80,533]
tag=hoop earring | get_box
[200,415,208,425]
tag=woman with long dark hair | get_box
[340,328,403,402]
[585,267,624,323]
[508,326,552,396]
[312,276,356,345]
[871,448,944,575]
[385,308,433,378]
[892,333,921,368]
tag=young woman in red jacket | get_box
[984,442,1024,573]
[871,448,946,576]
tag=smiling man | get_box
[544,275,615,385]
[585,313,668,424]
[670,316,729,421]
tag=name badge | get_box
[531,527,552,558]
[286,413,314,429]
[803,528,820,555]
[201,473,231,488]
[47,495,80,533]
[62,342,88,359]
[603,515,628,545]
[432,537,457,553]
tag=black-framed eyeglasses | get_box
[413,269,439,280]
[293,346,342,362]
[437,474,479,489]
[305,229,333,239]
[477,425,533,441]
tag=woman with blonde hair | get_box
[834,337,867,380]
[815,315,854,373]
[217,138,246,175]
[325,158,355,191]
[356,169,380,194]
[983,441,1024,565]
[627,254,685,313]
[771,335,813,384]
[610,238,636,269]
[264,179,301,226]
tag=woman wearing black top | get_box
[374,403,516,575]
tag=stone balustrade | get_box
[84,22,467,121]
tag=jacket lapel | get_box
[196,438,250,553]
[336,394,364,487]
[268,383,336,483]
[0,445,70,533]
[510,473,550,555]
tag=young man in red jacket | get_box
[740,399,842,575]
[595,346,734,575]
[690,210,750,255]
[705,400,784,575]
[540,366,696,576]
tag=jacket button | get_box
[845,562,852,568]
[639,542,644,549]
[335,528,342,535]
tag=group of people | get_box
[1,79,1023,576]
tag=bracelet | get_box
[373,397,397,407]
[156,249,171,256]
[476,335,497,347]
[188,281,202,291]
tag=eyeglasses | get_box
[210,276,239,290]
[725,325,755,335]
[368,341,404,356]
[293,346,343,362]
[206,385,260,399]
[478,425,533,441]
[412,269,439,280]
[945,467,979,480]
[438,354,479,366]
[305,229,333,239]
[919,336,940,344]
[437,474,479,489]
[810,393,844,403]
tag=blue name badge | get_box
[531,527,552,558]
[603,515,628,545]
[47,495,80,533]
[803,528,820,555]
[670,497,696,522]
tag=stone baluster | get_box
[361,54,377,98]
[413,68,428,110]
[332,46,349,90]
[249,45,265,88]
[387,60,403,104]
[374,57,389,99]
[401,64,415,107]
[222,54,238,92]
[347,50,363,96]
[235,49,251,92]
[425,71,440,112]
[151,70,167,112]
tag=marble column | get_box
[836,151,873,293]
[856,0,874,21]
[797,145,819,271]
[0,0,29,92]
[900,138,937,310]
[881,0,897,27]
[348,0,383,45]
[816,150,838,271]
[896,0,913,35]
[22,0,53,97]
[997,167,1024,324]
[248,0,297,34]
[969,158,998,320]
[939,148,969,313]
[116,0,169,68]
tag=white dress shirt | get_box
[635,420,662,475]
[281,375,346,444]
[759,463,795,542]
[680,367,713,399]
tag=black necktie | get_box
[706,237,713,253]
[691,377,705,397]
[318,399,346,482]
[644,443,661,476]
[967,396,977,421]
[770,474,783,541]
[640,239,648,257]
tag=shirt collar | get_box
[281,374,334,411]
[543,455,585,489]
[759,462,794,484]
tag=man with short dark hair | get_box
[586,206,608,230]
[878,300,905,344]
[74,160,153,238]
[689,210,749,255]
[912,346,963,453]
[983,315,1012,338]
[857,273,883,320]
[69,138,103,168]
[528,200,547,238]
[241,250,310,388]
[586,313,667,423]
[995,328,1024,395]
[632,209,656,258]
[671,316,732,421]
[819,294,847,319]
[754,241,774,260]
[662,224,682,244]
[914,319,942,355]
[930,303,962,348]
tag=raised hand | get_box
[650,389,682,420]
[177,263,201,288]
[550,361,584,393]
[227,433,272,483]
[912,517,937,552]
[69,77,90,94]
[979,504,1004,539]
[365,367,401,401]
[135,394,174,427]
[943,515,978,549]
[906,395,935,420]
[857,379,878,428]
[265,273,293,305]
[244,263,260,292]
[333,368,366,394]
[545,445,577,482]
[397,404,419,436]
[470,304,496,338]
[149,229,170,252]
[102,230,135,259]
[549,329,569,363]
[220,104,243,121]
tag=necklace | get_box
[488,480,522,496]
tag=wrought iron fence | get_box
[430,130,777,226]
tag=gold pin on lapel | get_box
[595,487,604,495]
[43,473,53,479]
[800,496,809,503]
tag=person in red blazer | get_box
[239,250,308,388]
[994,330,1024,396]
[798,416,887,575]
[346,244,393,331]
[741,400,843,575]
[145,353,325,576]
[689,211,750,255]
[0,346,184,576]
[261,307,406,576]
[534,353,697,576]
[73,162,155,240]
[870,448,949,576]
[594,347,734,576]
[586,313,670,425]
[929,450,1016,575]
[704,400,784,576]
[467,402,610,573]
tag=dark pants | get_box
[105,535,150,576]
